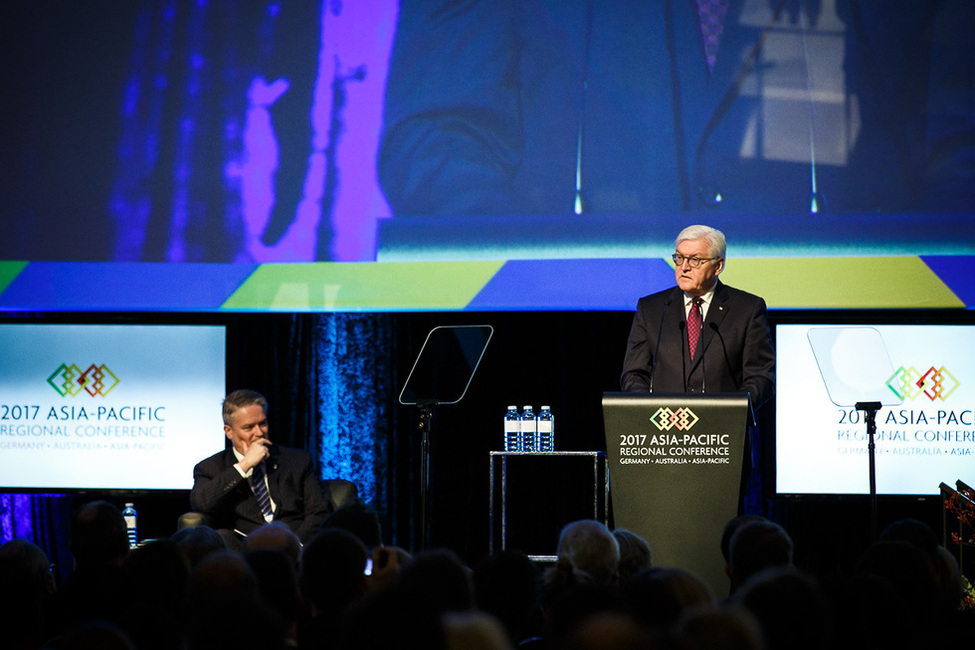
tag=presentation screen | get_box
[0,324,226,491]
[775,324,975,496]
[0,3,973,313]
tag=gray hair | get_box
[222,389,268,425]
[675,225,726,260]
[556,519,620,586]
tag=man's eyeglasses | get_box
[672,253,718,268]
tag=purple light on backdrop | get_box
[110,0,395,263]
[0,494,38,543]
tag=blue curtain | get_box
[314,313,392,512]
[0,493,74,583]
[1,312,396,570]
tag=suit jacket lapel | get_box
[702,281,730,353]
[265,447,282,503]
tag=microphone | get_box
[678,320,687,392]
[648,298,671,393]
[573,0,596,214]
[690,297,706,394]
[707,321,727,394]
[701,321,707,394]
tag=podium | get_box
[602,392,752,596]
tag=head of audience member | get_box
[675,606,764,650]
[69,500,130,570]
[397,547,475,616]
[622,567,716,636]
[826,563,925,650]
[299,527,369,618]
[674,224,726,297]
[854,538,943,635]
[0,539,56,650]
[337,587,447,650]
[55,620,138,650]
[720,514,768,567]
[244,548,301,644]
[878,517,962,618]
[122,538,189,614]
[183,550,287,650]
[222,388,270,456]
[728,519,793,592]
[323,503,384,549]
[244,522,302,569]
[565,610,655,650]
[734,567,832,650]
[878,517,939,559]
[442,610,513,650]
[58,502,134,632]
[0,538,56,598]
[555,519,621,587]
[171,524,227,569]
[541,582,631,649]
[117,538,189,650]
[613,528,652,584]
[473,549,540,645]
[185,548,259,606]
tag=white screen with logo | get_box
[0,324,226,490]
[775,324,975,495]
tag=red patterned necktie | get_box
[688,298,703,360]
[696,0,730,72]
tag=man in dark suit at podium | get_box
[190,389,330,548]
[620,225,774,410]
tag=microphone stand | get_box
[700,331,706,394]
[856,401,882,539]
[417,398,439,550]
[678,321,687,392]
[648,299,670,392]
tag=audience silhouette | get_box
[2,504,973,650]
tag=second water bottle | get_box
[520,405,537,452]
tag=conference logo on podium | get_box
[886,365,958,402]
[649,407,700,431]
[47,363,120,397]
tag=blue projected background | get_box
[1,1,973,311]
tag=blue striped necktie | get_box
[250,462,273,519]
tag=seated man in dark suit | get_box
[190,389,330,548]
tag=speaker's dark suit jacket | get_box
[621,281,775,409]
[190,445,330,543]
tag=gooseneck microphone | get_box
[648,298,671,392]
[678,320,687,392]
[708,321,728,394]
[700,319,707,394]
[691,297,706,394]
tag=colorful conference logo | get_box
[47,363,120,397]
[649,407,700,431]
[887,365,959,402]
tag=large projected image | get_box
[0,325,226,491]
[1,2,973,311]
[775,324,975,496]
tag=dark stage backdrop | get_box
[0,309,952,587]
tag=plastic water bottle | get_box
[537,406,555,451]
[520,405,537,452]
[122,502,138,548]
[504,405,521,451]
